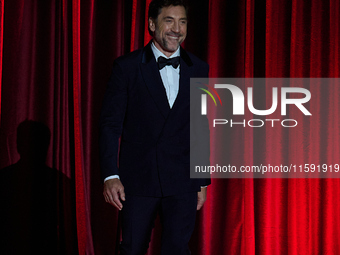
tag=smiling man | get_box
[150,4,187,56]
[100,0,210,254]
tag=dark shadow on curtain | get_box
[0,120,72,254]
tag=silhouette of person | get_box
[0,120,66,254]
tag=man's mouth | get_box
[167,34,181,41]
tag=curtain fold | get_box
[0,0,339,254]
[71,0,88,254]
[0,0,3,124]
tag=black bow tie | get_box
[157,56,180,70]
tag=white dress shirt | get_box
[151,42,180,108]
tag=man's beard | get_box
[161,33,183,52]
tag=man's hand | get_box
[103,178,125,210]
[197,187,207,210]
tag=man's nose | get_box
[172,21,180,33]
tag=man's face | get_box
[149,5,187,57]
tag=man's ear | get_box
[149,17,156,33]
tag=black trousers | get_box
[119,192,197,255]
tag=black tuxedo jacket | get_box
[100,43,210,197]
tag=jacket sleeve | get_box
[191,63,211,187]
[200,64,211,187]
[99,61,127,181]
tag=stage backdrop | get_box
[0,0,339,254]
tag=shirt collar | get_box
[151,42,180,61]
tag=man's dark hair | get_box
[148,0,188,36]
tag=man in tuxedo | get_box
[100,0,210,254]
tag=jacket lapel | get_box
[171,47,193,111]
[140,43,170,119]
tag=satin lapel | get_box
[172,48,193,111]
[140,44,170,119]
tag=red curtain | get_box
[0,0,339,254]
[0,0,3,124]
